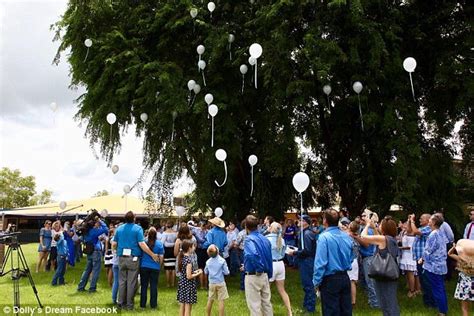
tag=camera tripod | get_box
[1,234,43,309]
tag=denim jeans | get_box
[285,239,296,266]
[52,255,66,285]
[299,257,316,312]
[417,263,436,307]
[229,249,240,275]
[374,280,400,316]
[426,271,448,314]
[77,250,102,291]
[320,273,352,316]
[362,256,379,308]
[239,250,245,290]
[140,267,159,308]
[112,264,119,304]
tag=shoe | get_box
[88,289,97,293]
[77,288,86,292]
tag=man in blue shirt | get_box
[313,209,354,316]
[77,214,108,293]
[243,215,273,316]
[288,214,316,313]
[204,217,228,256]
[112,211,159,310]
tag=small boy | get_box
[204,244,229,316]
[51,232,67,286]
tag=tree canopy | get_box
[53,0,472,221]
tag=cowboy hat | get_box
[208,217,225,228]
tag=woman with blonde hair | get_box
[448,239,474,316]
[266,221,292,316]
[46,220,63,271]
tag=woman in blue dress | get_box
[36,220,52,272]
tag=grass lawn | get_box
[0,243,462,315]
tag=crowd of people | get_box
[34,208,474,316]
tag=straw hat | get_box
[208,217,225,228]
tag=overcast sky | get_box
[0,0,193,202]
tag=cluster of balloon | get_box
[214,149,227,187]
[84,38,92,62]
[187,79,196,104]
[352,81,364,131]
[215,207,223,218]
[323,85,332,107]
[140,113,148,123]
[171,111,177,141]
[106,113,117,142]
[207,2,215,18]
[190,8,198,32]
[239,64,248,93]
[59,201,67,210]
[196,46,207,86]
[292,172,310,249]
[248,155,258,196]
[403,57,417,101]
[228,34,235,60]
[111,165,119,174]
[208,104,218,147]
[249,43,262,88]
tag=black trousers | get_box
[320,272,352,316]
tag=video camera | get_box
[75,209,103,236]
[0,231,21,245]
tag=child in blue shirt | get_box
[204,244,229,316]
[52,233,68,285]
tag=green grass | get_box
[0,243,462,315]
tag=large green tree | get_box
[53,0,472,220]
[0,167,37,208]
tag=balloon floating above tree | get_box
[207,2,215,17]
[208,104,218,147]
[228,34,235,60]
[214,149,227,187]
[106,113,117,142]
[240,64,248,93]
[111,165,119,174]
[352,81,364,131]
[249,43,262,88]
[83,39,92,62]
[140,113,148,123]
[215,207,223,218]
[248,154,258,196]
[323,84,332,107]
[123,185,131,194]
[190,8,198,19]
[403,57,417,101]
[198,60,207,86]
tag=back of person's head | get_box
[181,239,194,253]
[124,211,135,223]
[178,224,192,240]
[207,244,218,258]
[349,221,360,235]
[430,214,444,228]
[380,218,397,237]
[245,215,259,232]
[147,227,157,249]
[324,208,340,227]
[54,234,61,242]
[166,220,174,229]
[265,216,274,224]
[434,212,445,220]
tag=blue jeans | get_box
[229,249,240,275]
[239,250,245,290]
[77,250,102,291]
[299,257,316,312]
[52,255,66,285]
[362,256,379,308]
[374,280,400,316]
[417,263,436,307]
[285,239,296,266]
[140,267,160,308]
[426,271,448,314]
[320,273,352,316]
[112,264,119,303]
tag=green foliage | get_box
[0,167,37,208]
[30,189,54,206]
[54,0,472,219]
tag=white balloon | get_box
[205,93,214,105]
[106,113,117,125]
[249,43,263,59]
[123,184,131,194]
[198,60,206,70]
[187,80,196,91]
[140,113,148,123]
[215,149,227,161]
[207,2,216,12]
[190,8,198,18]
[215,207,223,218]
[100,209,109,218]
[228,34,235,43]
[248,155,258,166]
[59,201,67,210]
[248,57,256,66]
[352,81,363,94]
[172,111,178,119]
[323,85,332,95]
[111,165,119,174]
[208,104,218,117]
[84,39,92,47]
[197,45,205,55]
[176,206,185,217]
[240,64,248,75]
[292,172,310,193]
[403,57,417,73]
[50,102,58,112]
[193,84,201,94]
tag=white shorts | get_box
[269,260,285,282]
[347,259,359,281]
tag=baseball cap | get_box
[299,214,312,225]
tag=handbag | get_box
[368,237,400,281]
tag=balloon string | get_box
[110,125,113,144]
[327,95,330,107]
[409,72,415,101]
[229,43,232,61]
[254,62,258,89]
[211,116,214,147]
[250,166,254,197]
[241,75,245,94]
[202,71,206,87]
[171,120,175,141]
[124,194,128,212]
[83,47,90,63]
[300,192,304,250]
[191,94,196,107]
[358,94,364,131]
[214,161,227,187]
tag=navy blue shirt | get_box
[295,227,316,259]
[83,220,108,251]
[244,230,273,279]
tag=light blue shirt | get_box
[204,255,229,284]
[439,222,454,243]
[56,234,68,256]
[114,223,144,257]
[313,227,354,287]
[266,233,286,261]
[422,230,447,275]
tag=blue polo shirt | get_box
[114,223,145,257]
[84,220,108,251]
[141,240,164,270]
[244,230,273,279]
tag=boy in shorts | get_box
[204,244,230,316]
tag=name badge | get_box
[123,248,131,256]
[133,256,138,262]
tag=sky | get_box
[0,0,193,202]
